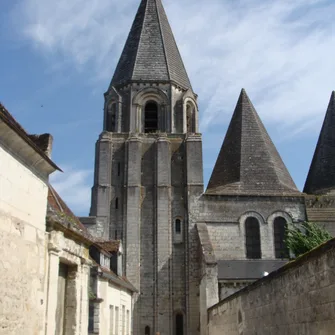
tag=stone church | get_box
[80,0,335,334]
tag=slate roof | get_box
[304,92,335,194]
[218,260,288,280]
[0,103,61,171]
[110,0,192,90]
[95,240,120,253]
[47,185,91,239]
[206,89,300,196]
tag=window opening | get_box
[107,103,117,132]
[118,162,121,176]
[126,310,130,335]
[115,307,119,335]
[115,198,119,209]
[122,305,126,335]
[245,217,261,259]
[109,305,114,335]
[144,102,158,133]
[175,219,181,234]
[274,217,289,258]
[186,104,194,133]
[145,326,150,335]
[176,314,184,335]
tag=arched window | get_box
[145,326,150,335]
[144,101,158,133]
[245,217,261,259]
[274,217,289,258]
[186,103,195,133]
[174,218,183,244]
[175,219,181,234]
[175,313,184,335]
[106,103,117,132]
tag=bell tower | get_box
[87,0,203,334]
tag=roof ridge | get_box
[130,0,150,81]
[155,0,171,81]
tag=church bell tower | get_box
[88,0,203,334]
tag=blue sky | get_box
[0,0,334,215]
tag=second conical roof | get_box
[206,89,299,196]
[304,92,335,194]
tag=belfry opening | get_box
[144,101,158,133]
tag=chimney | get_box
[29,133,54,158]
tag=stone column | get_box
[90,133,113,239]
[155,136,172,334]
[45,232,61,335]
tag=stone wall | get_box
[0,145,49,335]
[198,195,306,260]
[94,279,132,335]
[208,238,335,335]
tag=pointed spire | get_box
[110,0,192,90]
[304,92,335,194]
[206,89,299,196]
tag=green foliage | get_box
[285,221,332,258]
[88,286,96,300]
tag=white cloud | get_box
[49,166,92,215]
[12,0,335,135]
[10,0,335,193]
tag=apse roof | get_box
[206,89,300,196]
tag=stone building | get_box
[47,184,136,335]
[0,103,136,335]
[81,0,335,334]
[0,103,59,335]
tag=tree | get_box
[285,221,332,258]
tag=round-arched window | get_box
[274,217,289,258]
[144,101,158,133]
[245,217,261,259]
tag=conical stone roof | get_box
[110,0,192,90]
[304,92,335,194]
[206,89,299,196]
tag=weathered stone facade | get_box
[0,104,58,335]
[208,238,335,335]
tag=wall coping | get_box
[208,237,335,312]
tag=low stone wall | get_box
[208,238,335,335]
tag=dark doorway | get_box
[176,313,184,335]
[145,325,150,335]
[55,263,68,335]
[144,102,158,133]
[245,217,261,259]
[274,217,289,258]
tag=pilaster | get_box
[90,133,113,239]
[45,231,62,335]
[125,135,142,334]
[155,135,172,334]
